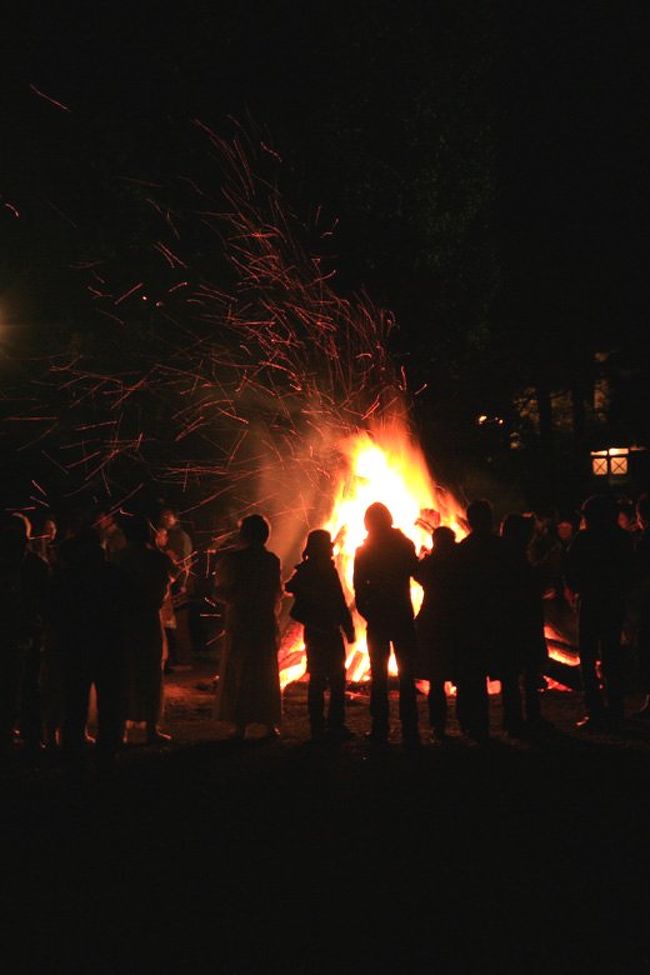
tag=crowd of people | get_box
[0,505,194,771]
[1,490,649,770]
[210,491,650,747]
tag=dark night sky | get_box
[2,1,649,508]
[5,1,646,321]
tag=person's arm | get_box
[413,555,429,587]
[272,555,283,610]
[334,571,355,642]
[284,568,300,595]
[401,537,419,582]
[353,548,371,620]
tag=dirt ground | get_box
[3,657,650,973]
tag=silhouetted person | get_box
[414,526,457,741]
[158,507,194,666]
[286,529,356,742]
[530,507,564,600]
[500,514,549,733]
[49,529,128,770]
[96,508,127,564]
[155,527,180,673]
[566,494,634,731]
[353,503,419,746]
[116,516,174,744]
[454,499,510,742]
[632,495,650,716]
[214,514,282,739]
[0,515,49,758]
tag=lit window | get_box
[592,457,608,476]
[610,456,628,476]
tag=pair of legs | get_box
[62,648,123,765]
[305,627,347,739]
[307,671,346,736]
[366,622,419,743]
[427,681,447,737]
[500,669,525,735]
[578,603,625,726]
[455,670,489,741]
[123,621,169,744]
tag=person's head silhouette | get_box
[239,514,270,547]
[466,499,494,535]
[364,503,393,536]
[303,529,333,561]
[581,494,617,530]
[501,512,534,549]
[432,525,456,554]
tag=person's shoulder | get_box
[393,528,415,552]
[457,533,477,553]
[260,547,281,568]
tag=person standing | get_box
[353,503,420,747]
[453,500,510,743]
[155,527,180,672]
[49,528,129,771]
[213,515,282,740]
[158,507,194,666]
[566,494,634,731]
[0,515,49,759]
[414,526,458,741]
[633,495,650,717]
[500,513,549,734]
[96,508,127,564]
[285,529,356,742]
[116,516,174,745]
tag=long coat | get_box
[117,544,172,723]
[214,544,282,728]
[453,531,511,679]
[413,550,457,682]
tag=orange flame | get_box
[279,426,465,688]
[278,426,578,694]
